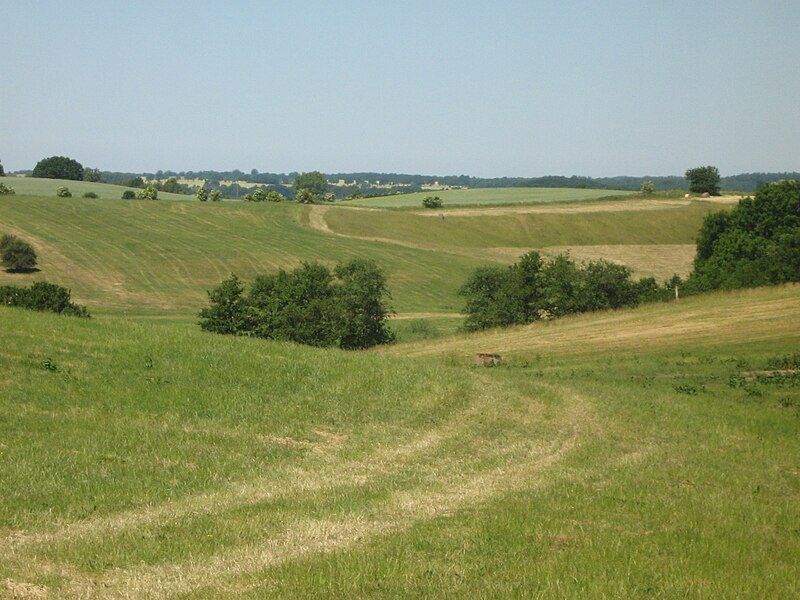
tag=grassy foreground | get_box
[1,285,798,597]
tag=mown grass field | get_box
[1,285,798,597]
[0,177,188,201]
[0,194,732,316]
[319,198,736,280]
[342,186,634,208]
[0,196,490,315]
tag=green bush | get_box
[422,196,443,209]
[0,182,15,195]
[243,188,284,203]
[137,185,158,200]
[209,189,222,202]
[0,281,88,317]
[1,234,38,272]
[196,185,209,202]
[56,186,72,198]
[294,189,315,204]
[686,166,721,196]
[32,156,84,180]
[121,190,136,200]
[82,191,99,199]
[640,180,655,195]
[459,251,672,331]
[199,259,394,349]
[688,179,800,291]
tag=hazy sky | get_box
[3,1,799,177]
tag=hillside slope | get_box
[1,286,799,597]
[0,177,188,200]
[0,193,728,316]
[341,186,634,208]
[0,196,490,315]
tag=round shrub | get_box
[82,191,99,199]
[1,235,37,272]
[422,196,443,209]
[121,190,136,199]
[0,182,15,195]
[56,186,72,198]
[136,185,158,200]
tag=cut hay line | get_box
[62,388,596,598]
[409,196,741,217]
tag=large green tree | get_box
[689,179,800,291]
[293,171,327,198]
[82,167,102,182]
[32,156,84,181]
[685,165,721,195]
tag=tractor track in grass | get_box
[2,372,629,599]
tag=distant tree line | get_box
[97,168,800,197]
[199,259,394,349]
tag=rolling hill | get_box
[0,192,734,316]
[0,176,188,201]
[341,186,635,208]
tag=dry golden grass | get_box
[385,284,800,361]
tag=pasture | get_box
[1,284,798,597]
[0,176,188,201]
[342,186,635,208]
[0,193,730,316]
[0,196,488,315]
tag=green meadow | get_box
[0,190,798,597]
[0,176,188,201]
[342,186,635,208]
[1,286,798,597]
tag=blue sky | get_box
[3,1,799,176]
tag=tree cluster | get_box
[422,196,443,208]
[199,259,395,349]
[688,179,800,291]
[0,281,89,317]
[459,251,675,331]
[1,234,38,272]
[243,187,285,202]
[32,156,84,181]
